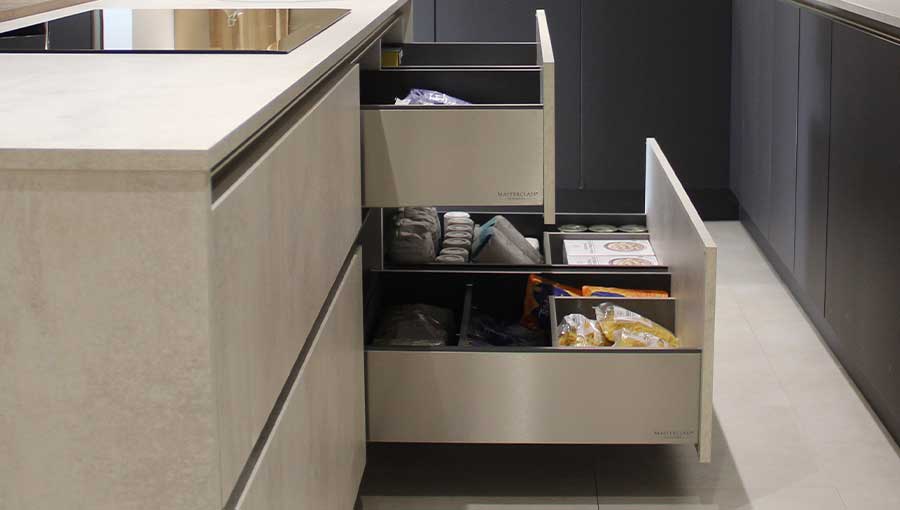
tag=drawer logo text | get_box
[498,190,541,201]
[653,430,695,440]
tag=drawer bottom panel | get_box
[366,350,701,444]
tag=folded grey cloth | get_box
[471,227,535,265]
[398,207,440,250]
[390,207,441,264]
[442,238,472,251]
[445,231,473,241]
[492,216,543,264]
[436,254,467,264]
[440,247,470,261]
[471,215,543,265]
[389,230,435,264]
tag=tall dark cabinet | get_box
[733,0,774,234]
[767,1,800,270]
[825,22,900,437]
[732,1,900,443]
[426,0,733,216]
[580,0,733,214]
[795,10,832,312]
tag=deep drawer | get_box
[362,140,718,459]
[367,349,700,444]
[363,270,700,444]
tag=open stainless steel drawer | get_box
[364,271,701,445]
[361,11,556,223]
[362,140,718,461]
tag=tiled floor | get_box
[358,221,900,509]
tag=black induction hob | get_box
[0,8,350,53]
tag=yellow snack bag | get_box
[594,303,680,348]
[581,286,669,298]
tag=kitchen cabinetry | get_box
[768,1,800,270]
[734,0,775,234]
[412,0,434,41]
[825,22,900,437]
[581,0,732,214]
[731,0,814,273]
[795,9,831,312]
[363,140,717,461]
[211,66,362,495]
[429,1,732,217]
[236,252,365,510]
[732,1,900,443]
[360,11,716,462]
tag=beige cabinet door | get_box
[211,65,362,494]
[237,251,366,510]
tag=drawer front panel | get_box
[362,108,543,207]
[211,66,362,493]
[238,252,366,510]
[367,350,701,444]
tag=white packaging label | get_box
[613,306,645,322]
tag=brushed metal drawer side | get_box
[645,138,718,462]
[361,108,543,208]
[366,350,701,444]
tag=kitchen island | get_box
[0,2,409,509]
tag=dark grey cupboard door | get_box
[826,23,900,439]
[767,0,800,270]
[412,0,435,41]
[739,0,775,235]
[580,1,732,204]
[794,9,832,312]
[730,0,748,202]
[434,0,582,191]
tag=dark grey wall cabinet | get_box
[794,9,832,312]
[435,0,583,194]
[768,1,800,270]
[412,0,435,41]
[825,22,900,440]
[736,0,775,235]
[581,0,733,213]
[431,0,733,217]
[733,0,900,444]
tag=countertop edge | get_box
[793,0,900,40]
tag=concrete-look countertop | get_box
[0,0,89,22]
[808,0,900,31]
[0,0,406,172]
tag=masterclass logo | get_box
[653,430,696,440]
[497,190,541,201]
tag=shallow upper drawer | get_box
[361,10,555,213]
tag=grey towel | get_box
[472,227,536,265]
[492,216,543,264]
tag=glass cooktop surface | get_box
[0,8,351,53]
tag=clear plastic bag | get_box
[395,88,471,106]
[463,312,548,347]
[373,304,456,347]
[556,313,609,347]
[594,303,679,348]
